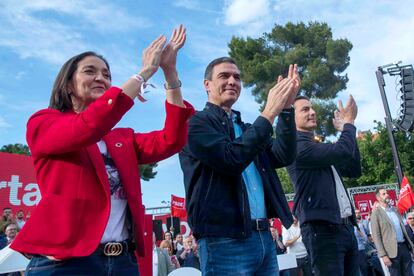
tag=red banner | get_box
[353,189,397,219]
[397,176,414,214]
[153,214,191,237]
[0,152,40,217]
[171,194,186,218]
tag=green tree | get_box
[0,143,158,181]
[228,21,352,136]
[277,168,294,193]
[343,122,414,188]
[0,143,30,155]
[139,163,158,181]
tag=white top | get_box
[98,140,129,243]
[176,242,184,251]
[16,219,25,230]
[282,223,308,258]
[153,247,159,276]
[331,166,352,218]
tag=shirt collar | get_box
[380,204,393,212]
[204,102,242,124]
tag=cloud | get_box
[221,0,414,131]
[0,1,151,65]
[0,117,11,129]
[329,2,414,130]
[187,32,229,64]
[224,0,270,26]
[173,0,202,10]
[0,93,47,112]
[156,154,180,170]
[14,1,151,32]
[222,0,273,37]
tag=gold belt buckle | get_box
[103,242,123,256]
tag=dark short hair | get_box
[375,187,385,197]
[49,51,110,112]
[204,57,237,80]
[294,95,310,103]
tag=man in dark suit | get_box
[288,95,361,276]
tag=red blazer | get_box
[10,87,194,260]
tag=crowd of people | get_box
[1,19,413,276]
[153,230,200,276]
[268,190,414,276]
[0,207,29,250]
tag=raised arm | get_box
[296,95,359,169]
[160,25,187,108]
[28,35,171,156]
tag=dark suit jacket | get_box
[287,124,361,225]
[405,224,414,244]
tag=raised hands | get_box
[333,95,358,131]
[160,25,186,73]
[121,26,187,103]
[332,109,345,131]
[138,25,186,81]
[284,64,301,108]
[139,35,167,82]
[261,64,301,124]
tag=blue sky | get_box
[0,0,413,208]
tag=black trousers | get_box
[301,221,359,276]
[388,242,413,276]
[357,249,369,276]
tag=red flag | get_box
[171,195,187,218]
[397,176,414,214]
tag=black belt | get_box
[95,240,135,256]
[251,219,270,231]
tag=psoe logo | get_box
[358,200,370,213]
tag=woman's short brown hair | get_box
[159,240,174,255]
[49,51,110,112]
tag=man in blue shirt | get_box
[354,209,369,276]
[180,57,300,275]
[371,187,414,276]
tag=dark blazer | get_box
[0,235,7,250]
[287,124,361,225]
[179,102,295,239]
[405,224,414,244]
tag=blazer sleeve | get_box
[134,100,194,164]
[296,124,359,169]
[186,114,274,175]
[27,87,133,156]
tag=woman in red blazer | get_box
[10,25,194,275]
